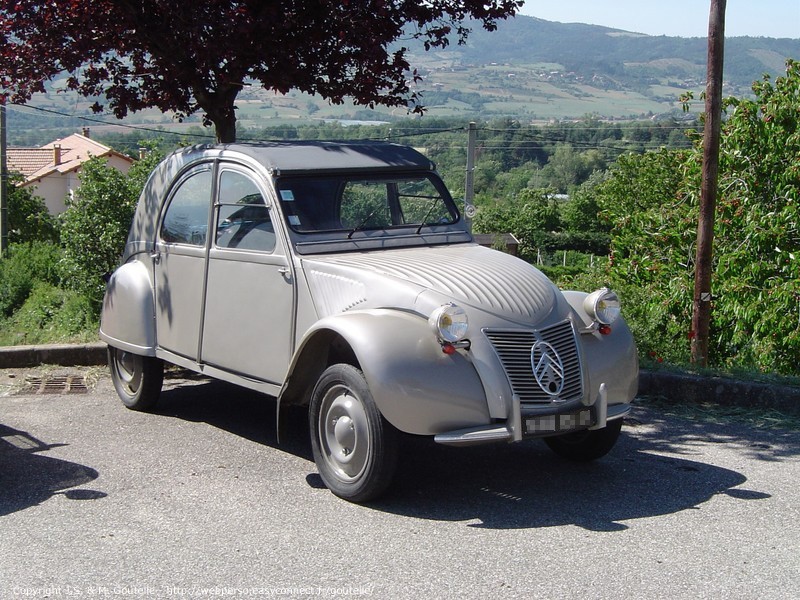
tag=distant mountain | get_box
[409,16,799,88]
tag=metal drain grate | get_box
[24,375,89,395]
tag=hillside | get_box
[430,16,797,87]
[394,16,799,120]
[6,16,799,143]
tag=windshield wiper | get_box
[415,199,444,234]
[347,209,379,239]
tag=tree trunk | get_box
[194,84,241,143]
[212,109,237,144]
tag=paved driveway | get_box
[1,368,798,599]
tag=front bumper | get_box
[434,383,630,446]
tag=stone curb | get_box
[1,343,798,416]
[637,369,800,416]
[0,342,108,369]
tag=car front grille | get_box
[484,319,584,406]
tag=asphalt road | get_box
[1,368,798,599]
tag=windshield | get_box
[276,173,459,235]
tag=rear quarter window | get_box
[160,168,213,246]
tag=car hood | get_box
[302,244,557,324]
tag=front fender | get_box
[281,309,490,435]
[99,260,157,355]
[562,290,639,406]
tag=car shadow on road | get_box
[154,374,313,459]
[0,424,107,517]
[377,433,757,531]
[151,379,781,532]
[374,406,786,530]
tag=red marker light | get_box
[442,343,457,355]
[599,324,612,335]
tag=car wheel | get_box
[309,364,398,502]
[108,347,164,411]
[544,419,623,462]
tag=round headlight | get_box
[428,303,469,343]
[583,288,621,325]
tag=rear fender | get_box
[279,309,490,435]
[99,260,157,355]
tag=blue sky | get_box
[520,0,800,38]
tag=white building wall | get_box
[24,174,71,215]
[23,156,132,215]
[107,155,133,175]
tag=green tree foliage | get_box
[474,188,562,261]
[710,59,800,373]
[59,148,164,310]
[561,171,610,234]
[540,144,606,194]
[594,149,699,364]
[596,60,800,374]
[5,173,58,244]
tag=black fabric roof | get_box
[222,141,435,175]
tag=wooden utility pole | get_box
[691,0,727,367]
[464,121,477,233]
[0,104,7,254]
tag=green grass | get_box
[0,284,100,347]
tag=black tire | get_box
[309,364,398,502]
[108,347,164,411]
[544,419,623,462]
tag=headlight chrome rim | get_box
[584,288,621,326]
[429,303,469,343]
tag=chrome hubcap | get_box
[320,387,370,481]
[333,415,356,455]
[114,350,142,395]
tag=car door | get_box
[154,164,213,360]
[200,166,294,384]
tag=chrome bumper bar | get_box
[434,383,630,447]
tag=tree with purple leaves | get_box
[0,0,520,142]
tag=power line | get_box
[9,103,215,139]
[6,103,694,152]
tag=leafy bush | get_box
[59,147,163,311]
[0,283,98,346]
[539,265,585,282]
[0,241,62,317]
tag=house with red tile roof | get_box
[7,129,134,214]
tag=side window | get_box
[339,181,391,229]
[160,168,212,245]
[215,171,275,252]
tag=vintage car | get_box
[100,141,638,502]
